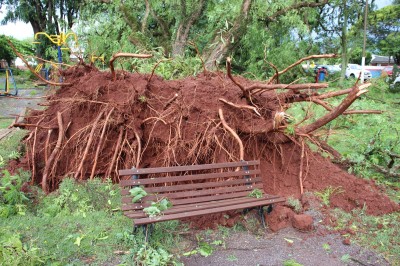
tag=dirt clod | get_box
[292,214,314,231]
[265,206,295,232]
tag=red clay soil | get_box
[15,65,398,228]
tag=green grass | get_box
[0,129,26,167]
[328,208,400,265]
[0,119,13,129]
[0,176,186,265]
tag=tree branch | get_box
[109,53,152,81]
[297,84,371,134]
[267,0,329,22]
[267,54,337,83]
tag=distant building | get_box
[370,54,394,66]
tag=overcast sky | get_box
[0,0,394,40]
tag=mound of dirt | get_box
[18,65,398,222]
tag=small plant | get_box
[129,186,148,203]
[198,242,213,257]
[138,95,147,103]
[248,188,263,199]
[283,259,303,266]
[143,198,172,218]
[341,254,351,263]
[127,243,174,265]
[0,170,30,218]
[227,254,238,262]
[314,186,344,206]
[286,196,302,213]
[322,243,331,253]
[8,150,21,160]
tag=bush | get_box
[0,170,31,218]
[38,178,120,217]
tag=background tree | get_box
[0,35,34,65]
[1,0,82,58]
[315,0,371,83]
[367,4,400,64]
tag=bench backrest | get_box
[118,160,262,212]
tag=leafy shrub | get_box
[0,228,48,265]
[0,170,30,218]
[38,178,120,217]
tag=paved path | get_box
[0,88,47,118]
[181,228,389,266]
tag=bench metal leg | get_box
[132,224,154,242]
[258,206,266,228]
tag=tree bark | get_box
[339,1,348,85]
[203,0,253,69]
[172,0,206,57]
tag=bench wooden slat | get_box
[119,160,260,176]
[121,183,264,204]
[122,190,267,211]
[124,194,282,218]
[121,176,261,195]
[132,197,286,225]
[119,169,260,187]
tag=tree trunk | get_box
[202,0,253,70]
[171,0,206,57]
[339,1,348,85]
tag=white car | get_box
[390,75,400,89]
[345,64,372,80]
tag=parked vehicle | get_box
[382,66,393,76]
[344,64,372,80]
[390,75,400,90]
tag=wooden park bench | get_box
[118,160,285,232]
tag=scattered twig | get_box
[298,138,305,195]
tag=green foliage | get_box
[0,228,48,266]
[248,188,263,199]
[0,35,34,65]
[367,5,400,63]
[0,129,27,167]
[130,244,174,266]
[0,170,30,218]
[38,178,120,217]
[129,186,147,203]
[329,208,400,264]
[286,196,302,213]
[314,186,344,206]
[283,259,303,266]
[143,198,173,218]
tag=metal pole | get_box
[361,0,368,84]
[57,45,63,82]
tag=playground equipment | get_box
[0,60,18,96]
[91,55,105,70]
[33,32,78,64]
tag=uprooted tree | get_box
[9,42,399,216]
[10,52,365,181]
